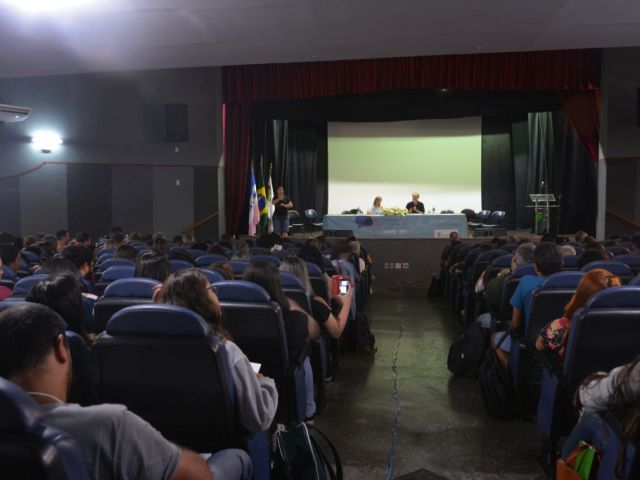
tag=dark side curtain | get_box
[252,119,327,225]
[481,111,596,234]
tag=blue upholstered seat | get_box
[98,258,134,271]
[195,254,229,267]
[200,268,224,284]
[100,265,135,282]
[170,259,196,273]
[103,278,160,298]
[250,255,281,267]
[581,260,631,279]
[11,274,48,296]
[0,377,91,479]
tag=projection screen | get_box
[327,118,482,214]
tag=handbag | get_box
[556,441,600,480]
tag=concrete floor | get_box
[315,296,546,480]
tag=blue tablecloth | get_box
[322,214,467,239]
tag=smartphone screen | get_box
[339,280,349,295]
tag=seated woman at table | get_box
[367,196,383,215]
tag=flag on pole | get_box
[257,157,269,234]
[267,164,275,233]
[248,163,260,236]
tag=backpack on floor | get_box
[271,423,343,480]
[447,324,487,378]
[351,312,376,353]
[478,333,518,420]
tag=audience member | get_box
[242,261,319,356]
[168,249,196,265]
[476,242,536,328]
[280,256,352,339]
[575,230,589,243]
[154,269,278,433]
[135,251,171,282]
[492,242,563,367]
[114,244,137,261]
[56,230,71,252]
[0,257,12,301]
[60,245,94,293]
[207,243,229,256]
[558,244,576,257]
[73,231,92,248]
[0,303,252,480]
[153,234,168,253]
[39,257,79,276]
[576,248,609,270]
[218,233,235,250]
[231,241,251,261]
[0,243,22,279]
[535,269,621,360]
[23,234,36,247]
[210,260,234,280]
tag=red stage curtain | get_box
[222,49,601,233]
[223,49,600,103]
[560,90,601,163]
[223,103,251,234]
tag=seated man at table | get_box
[406,192,425,214]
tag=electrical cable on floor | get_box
[384,317,403,480]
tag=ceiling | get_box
[1,0,640,78]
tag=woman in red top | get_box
[535,269,621,359]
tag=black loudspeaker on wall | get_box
[165,104,189,142]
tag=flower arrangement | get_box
[382,206,407,216]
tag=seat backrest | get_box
[484,254,514,283]
[250,255,281,267]
[280,272,312,314]
[92,305,238,453]
[100,265,135,282]
[304,209,318,219]
[98,258,134,271]
[563,255,580,269]
[613,255,640,274]
[103,278,160,298]
[230,260,249,277]
[563,286,640,394]
[598,412,639,480]
[195,254,229,267]
[200,268,224,284]
[20,250,40,265]
[608,246,630,256]
[11,274,48,296]
[525,272,583,344]
[250,247,270,255]
[630,275,640,286]
[476,210,491,222]
[488,210,505,224]
[0,377,90,479]
[170,259,195,273]
[288,210,301,220]
[187,249,206,259]
[470,250,509,284]
[581,261,631,278]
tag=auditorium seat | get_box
[230,260,249,279]
[96,252,114,265]
[250,255,281,267]
[187,248,206,259]
[249,246,270,255]
[200,268,224,284]
[195,254,229,267]
[608,246,630,256]
[562,255,580,270]
[8,274,48,299]
[91,304,269,475]
[613,254,640,275]
[92,278,159,332]
[509,271,583,392]
[287,210,304,234]
[481,210,506,228]
[484,254,513,284]
[306,261,329,301]
[279,271,312,314]
[497,263,537,321]
[214,280,306,425]
[466,249,509,322]
[20,250,40,265]
[94,266,135,296]
[595,412,639,480]
[97,258,134,271]
[537,286,640,469]
[170,259,195,273]
[581,260,632,282]
[273,249,293,261]
[468,209,491,229]
[0,377,91,480]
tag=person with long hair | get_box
[279,256,352,339]
[154,268,278,433]
[135,251,170,282]
[535,269,622,359]
[243,260,320,421]
[367,196,383,215]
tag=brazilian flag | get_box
[256,159,269,234]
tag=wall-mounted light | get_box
[31,131,63,153]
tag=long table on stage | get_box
[322,213,467,239]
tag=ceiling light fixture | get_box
[2,0,95,12]
[32,131,63,153]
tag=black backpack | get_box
[447,324,487,378]
[478,333,518,420]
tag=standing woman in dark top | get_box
[272,186,293,238]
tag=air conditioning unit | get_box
[0,104,31,123]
